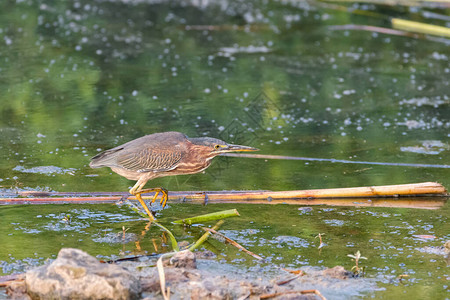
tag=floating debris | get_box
[92,232,138,244]
[400,140,449,155]
[218,45,272,56]
[412,234,437,240]
[13,166,77,176]
[399,96,449,107]
[416,240,450,265]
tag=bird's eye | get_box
[214,144,221,150]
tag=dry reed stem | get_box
[157,254,171,300]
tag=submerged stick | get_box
[204,227,263,260]
[222,153,450,169]
[173,209,240,225]
[124,200,149,218]
[329,24,419,37]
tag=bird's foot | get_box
[135,187,169,208]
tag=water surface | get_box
[0,0,449,299]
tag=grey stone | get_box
[322,266,354,279]
[169,249,196,269]
[25,248,140,300]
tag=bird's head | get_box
[188,137,259,159]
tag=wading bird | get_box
[90,131,258,219]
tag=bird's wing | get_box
[90,132,188,172]
[116,147,183,173]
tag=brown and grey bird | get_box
[90,131,258,220]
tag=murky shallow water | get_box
[0,202,449,298]
[0,0,449,298]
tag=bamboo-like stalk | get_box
[391,18,450,37]
[131,182,449,209]
[164,182,447,202]
[1,182,447,209]
[173,209,240,225]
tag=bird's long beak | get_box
[217,144,259,153]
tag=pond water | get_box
[0,0,449,299]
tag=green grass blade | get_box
[188,220,224,251]
[173,209,240,225]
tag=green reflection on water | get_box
[0,0,449,298]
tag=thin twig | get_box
[275,273,304,285]
[281,268,305,275]
[0,274,24,287]
[260,289,327,300]
[203,227,263,260]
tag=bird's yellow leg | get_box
[134,192,155,221]
[129,182,156,220]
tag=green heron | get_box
[90,131,258,219]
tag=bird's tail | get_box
[89,148,123,168]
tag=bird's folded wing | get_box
[117,148,183,172]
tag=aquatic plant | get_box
[347,250,367,276]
